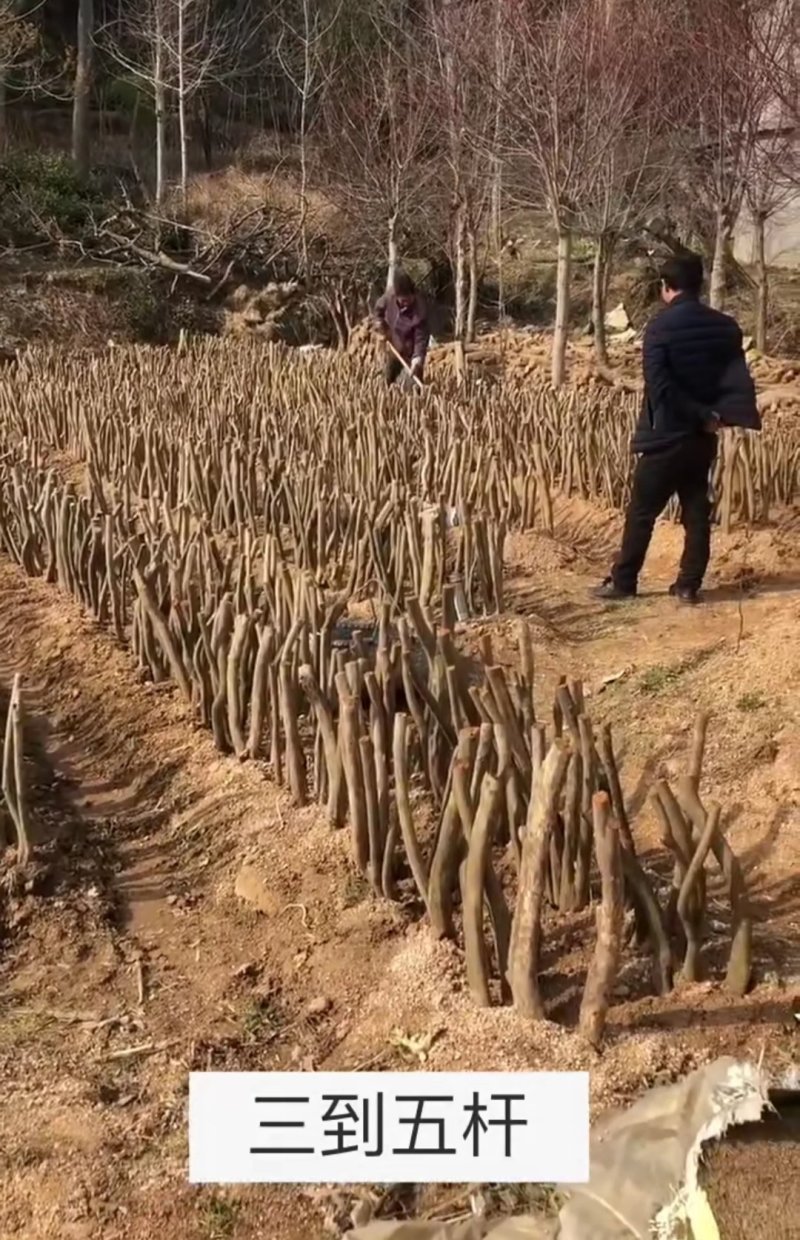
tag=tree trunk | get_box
[154,52,167,210]
[200,94,213,170]
[297,0,312,275]
[492,170,504,324]
[466,227,479,343]
[452,200,467,345]
[491,0,505,325]
[552,225,572,387]
[709,208,727,310]
[71,0,94,179]
[578,793,624,1048]
[153,0,167,211]
[754,211,768,353]
[386,211,398,291]
[508,741,569,1017]
[0,73,7,149]
[591,233,613,366]
[177,0,188,207]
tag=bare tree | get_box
[98,0,173,207]
[275,0,342,273]
[0,0,39,148]
[673,0,794,310]
[744,124,798,350]
[98,0,257,209]
[505,0,646,385]
[72,0,94,178]
[572,0,672,364]
[321,5,437,290]
[425,0,493,344]
[768,0,800,131]
[741,0,800,348]
[489,0,511,323]
[159,0,256,206]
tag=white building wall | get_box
[735,191,800,269]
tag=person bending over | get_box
[372,270,430,388]
[593,253,760,606]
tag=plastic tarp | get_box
[346,1057,771,1240]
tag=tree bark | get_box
[297,0,312,274]
[579,793,623,1048]
[591,232,613,366]
[154,18,167,209]
[392,713,430,910]
[177,0,188,207]
[387,210,398,291]
[72,0,95,179]
[709,207,728,310]
[466,227,479,343]
[508,740,569,1017]
[463,772,504,1007]
[754,211,768,353]
[337,677,370,874]
[452,199,467,345]
[0,72,7,150]
[552,225,572,387]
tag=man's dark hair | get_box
[392,270,416,296]
[660,253,704,295]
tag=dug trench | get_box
[0,499,799,1239]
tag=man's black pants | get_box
[612,436,717,594]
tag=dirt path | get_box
[0,503,799,1238]
[0,560,384,1239]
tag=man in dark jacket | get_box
[372,270,430,387]
[593,253,760,605]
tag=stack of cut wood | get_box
[343,315,800,412]
[346,318,381,356]
[426,328,644,393]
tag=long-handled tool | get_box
[386,340,425,392]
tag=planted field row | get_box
[1,342,797,534]
[0,341,774,1045]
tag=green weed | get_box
[639,664,683,695]
[736,691,767,713]
[638,647,716,696]
[242,991,284,1041]
[202,1195,239,1239]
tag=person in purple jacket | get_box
[372,271,430,388]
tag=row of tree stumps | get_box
[322,651,754,1050]
[0,428,755,1046]
[0,339,762,1045]
[1,343,796,536]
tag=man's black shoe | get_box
[669,584,701,606]
[591,579,636,602]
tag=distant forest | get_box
[2,0,799,368]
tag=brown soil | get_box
[0,498,799,1238]
[702,1097,800,1239]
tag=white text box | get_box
[189,1071,589,1184]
